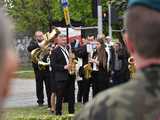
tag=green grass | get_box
[15,65,35,79]
[2,104,83,120]
[17,65,33,71]
[15,71,35,79]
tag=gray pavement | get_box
[4,79,37,108]
[4,79,92,108]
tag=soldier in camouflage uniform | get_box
[74,0,160,120]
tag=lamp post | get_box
[108,0,112,39]
[97,0,103,37]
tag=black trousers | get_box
[55,75,75,115]
[92,71,109,97]
[92,81,108,97]
[34,68,51,107]
[81,79,91,104]
[77,80,83,103]
[111,71,129,87]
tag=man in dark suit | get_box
[74,35,95,103]
[104,37,115,71]
[51,32,75,115]
[27,31,51,108]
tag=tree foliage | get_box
[2,0,127,34]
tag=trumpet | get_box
[128,56,136,80]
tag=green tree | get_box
[2,0,95,34]
[4,0,49,34]
[2,0,127,34]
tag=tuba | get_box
[31,27,60,69]
[128,56,136,80]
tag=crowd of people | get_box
[27,30,131,115]
[75,0,160,119]
[0,0,159,119]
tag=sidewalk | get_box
[4,79,37,108]
[4,79,92,108]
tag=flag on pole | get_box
[61,0,71,25]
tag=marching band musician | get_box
[74,35,95,103]
[104,36,115,83]
[50,32,75,115]
[104,36,113,70]
[70,39,83,103]
[70,39,84,103]
[90,38,110,97]
[27,31,51,108]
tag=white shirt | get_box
[105,43,111,70]
[93,57,99,71]
[76,58,83,81]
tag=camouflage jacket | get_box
[74,64,160,120]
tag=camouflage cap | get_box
[128,0,160,11]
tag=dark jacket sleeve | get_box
[109,46,115,72]
[75,45,88,58]
[119,53,130,80]
[27,40,40,52]
[50,48,67,72]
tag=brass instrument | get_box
[128,56,136,80]
[37,47,51,70]
[31,27,60,69]
[83,63,93,80]
[68,45,77,75]
[83,47,93,80]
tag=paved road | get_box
[4,79,37,108]
[4,79,92,108]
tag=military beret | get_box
[128,0,160,11]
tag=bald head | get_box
[35,31,44,42]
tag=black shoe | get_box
[38,103,43,107]
[56,112,62,115]
[69,111,75,114]
[77,99,82,103]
